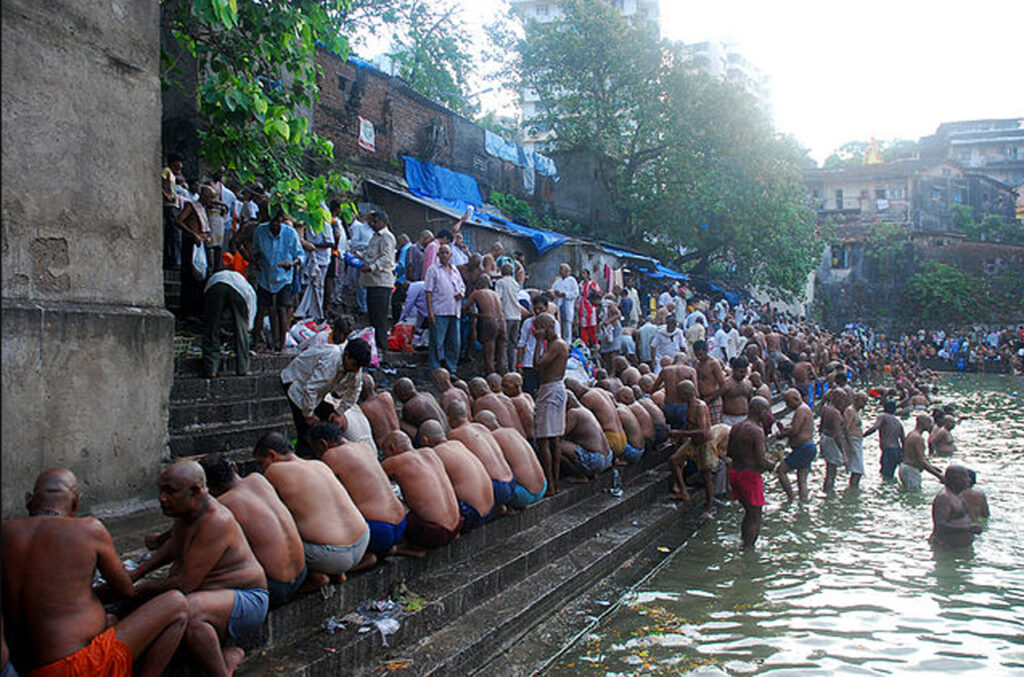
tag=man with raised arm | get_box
[419,420,496,532]
[864,399,906,480]
[3,469,188,677]
[254,434,369,589]
[308,423,409,569]
[380,431,463,552]
[727,397,775,547]
[198,454,307,608]
[532,312,569,496]
[132,462,267,676]
[774,388,817,502]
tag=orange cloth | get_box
[29,627,131,677]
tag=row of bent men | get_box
[2,315,986,676]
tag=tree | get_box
[904,261,978,323]
[823,138,918,167]
[163,0,352,228]
[513,0,820,299]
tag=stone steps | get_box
[168,416,293,459]
[235,448,678,675]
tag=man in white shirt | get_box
[495,262,527,373]
[651,316,687,373]
[201,270,257,378]
[685,305,707,331]
[711,323,730,362]
[549,263,578,342]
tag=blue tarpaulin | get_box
[483,130,559,180]
[475,212,569,255]
[599,244,659,266]
[708,283,742,305]
[403,156,482,213]
[649,263,690,281]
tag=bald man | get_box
[566,379,627,457]
[420,420,496,532]
[727,398,775,547]
[3,469,188,677]
[254,434,369,589]
[433,368,473,416]
[615,401,646,465]
[380,431,463,552]
[309,423,409,569]
[476,411,547,508]
[394,377,448,443]
[468,377,525,437]
[652,355,697,430]
[198,454,307,608]
[931,465,983,549]
[774,389,816,502]
[557,392,613,481]
[358,374,400,449]
[668,381,715,517]
[133,462,267,676]
[445,400,517,508]
[900,415,944,492]
[616,387,655,453]
[501,372,535,441]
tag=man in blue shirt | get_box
[252,212,305,351]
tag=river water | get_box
[552,373,1024,675]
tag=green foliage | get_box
[512,0,820,299]
[948,203,1024,243]
[164,0,352,229]
[488,190,576,234]
[823,138,918,167]
[904,261,978,322]
[475,110,518,139]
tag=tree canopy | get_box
[513,0,821,299]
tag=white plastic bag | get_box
[191,243,208,281]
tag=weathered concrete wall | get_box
[2,0,173,518]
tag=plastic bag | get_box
[347,327,380,366]
[191,242,208,281]
[389,324,415,353]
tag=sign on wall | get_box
[358,117,376,152]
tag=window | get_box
[831,244,851,269]
[875,188,886,200]
[337,74,348,93]
[954,189,964,203]
[835,189,844,209]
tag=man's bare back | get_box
[322,442,408,524]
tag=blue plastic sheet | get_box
[475,212,569,255]
[650,263,690,281]
[482,131,559,180]
[402,156,482,211]
[599,245,659,266]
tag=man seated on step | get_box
[393,377,448,444]
[652,354,697,431]
[358,374,400,450]
[557,391,613,483]
[469,377,527,439]
[445,400,517,510]
[198,454,307,608]
[500,372,535,442]
[566,379,627,460]
[433,368,473,416]
[380,431,463,553]
[486,373,530,439]
[253,434,369,589]
[475,411,547,509]
[630,385,670,449]
[614,398,646,466]
[308,422,409,569]
[616,387,657,454]
[3,468,188,677]
[331,395,379,456]
[418,420,496,533]
[132,462,266,675]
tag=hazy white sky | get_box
[365,0,1024,164]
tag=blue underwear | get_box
[367,515,408,556]
[663,403,688,429]
[621,443,643,464]
[228,587,270,639]
[573,446,611,476]
[880,447,902,479]
[267,565,307,608]
[508,479,547,509]
[492,478,517,507]
[653,423,669,444]
[459,499,493,532]
[784,442,817,470]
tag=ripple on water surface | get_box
[551,374,1024,675]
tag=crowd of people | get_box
[1,164,1001,676]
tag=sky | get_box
[363,0,1024,164]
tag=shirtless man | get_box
[501,372,535,440]
[843,392,868,488]
[961,469,990,522]
[433,368,473,415]
[721,356,753,426]
[652,354,698,430]
[694,340,727,425]
[358,374,400,449]
[198,454,306,607]
[744,343,766,383]
[3,469,188,677]
[775,389,817,502]
[394,377,448,442]
[727,398,776,547]
[533,313,569,495]
[567,379,627,459]
[133,462,266,676]
[899,415,943,492]
[469,377,526,438]
[668,381,715,517]
[749,371,772,401]
[615,400,646,465]
[475,411,547,508]
[864,399,906,480]
[620,362,642,389]
[616,388,656,452]
[380,431,462,552]
[467,278,507,374]
[792,354,817,407]
[254,434,369,589]
[309,423,409,569]
[818,390,849,494]
[630,386,669,448]
[419,420,496,532]
[928,415,958,457]
[486,373,529,437]
[558,392,613,481]
[930,465,983,549]
[445,400,517,509]
[764,326,787,388]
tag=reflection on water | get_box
[552,374,1024,675]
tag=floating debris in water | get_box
[657,546,671,553]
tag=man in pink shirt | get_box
[425,244,466,373]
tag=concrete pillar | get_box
[2,0,173,518]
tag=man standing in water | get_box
[727,397,775,547]
[533,313,569,496]
[818,390,848,494]
[864,400,905,480]
[930,465,983,548]
[899,415,943,492]
[775,388,816,501]
[843,392,868,489]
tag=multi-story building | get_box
[679,40,771,115]
[919,118,1024,187]
[510,0,661,150]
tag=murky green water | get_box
[553,374,1024,675]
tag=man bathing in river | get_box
[775,388,816,502]
[668,381,715,517]
[843,392,868,489]
[864,400,905,480]
[928,415,958,457]
[818,390,849,494]
[899,415,944,492]
[727,398,775,547]
[931,465,983,549]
